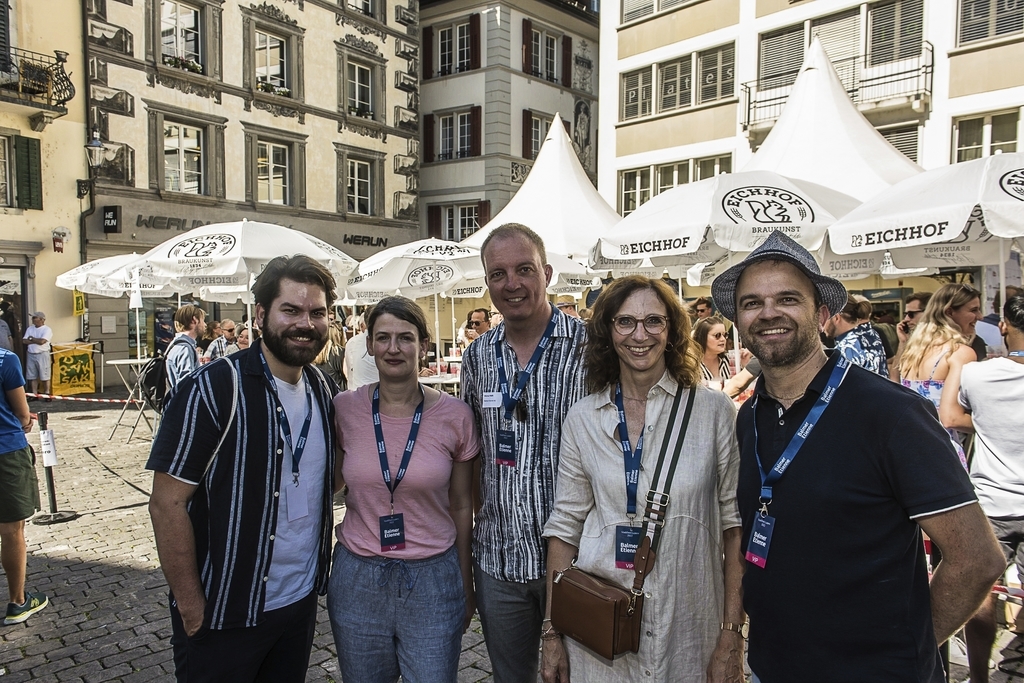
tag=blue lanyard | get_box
[614,384,644,518]
[1009,351,1024,357]
[494,306,558,421]
[260,350,313,484]
[753,356,851,511]
[372,384,425,512]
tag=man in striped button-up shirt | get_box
[462,224,587,683]
[148,255,340,683]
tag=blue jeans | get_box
[327,543,464,683]
[474,562,547,683]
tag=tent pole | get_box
[999,237,1007,336]
[434,291,443,374]
[677,277,684,304]
[135,308,142,361]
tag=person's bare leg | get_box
[965,593,999,683]
[25,379,37,397]
[0,521,27,605]
[40,379,51,398]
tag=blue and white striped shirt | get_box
[165,333,198,389]
[147,342,339,629]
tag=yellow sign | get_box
[73,289,86,316]
[51,344,96,396]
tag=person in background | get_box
[1,346,47,625]
[0,302,23,367]
[541,276,743,683]
[692,297,714,321]
[196,320,221,356]
[890,291,933,381]
[824,295,889,378]
[976,286,1022,358]
[225,327,248,355]
[577,307,593,322]
[203,319,236,362]
[166,306,206,390]
[464,308,492,346]
[694,316,732,390]
[554,295,580,319]
[314,325,347,391]
[344,309,379,390]
[22,312,53,401]
[899,283,984,468]
[328,296,478,682]
[0,316,12,352]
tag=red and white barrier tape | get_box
[26,393,138,405]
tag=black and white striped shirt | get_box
[462,310,587,582]
[147,342,338,629]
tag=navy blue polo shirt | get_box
[737,351,975,683]
[147,342,339,630]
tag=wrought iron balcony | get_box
[741,41,933,131]
[0,48,76,110]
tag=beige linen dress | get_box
[543,372,741,682]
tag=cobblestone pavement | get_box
[1,395,493,682]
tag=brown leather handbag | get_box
[550,386,696,660]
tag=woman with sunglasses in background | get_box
[899,283,984,469]
[542,276,743,683]
[328,296,478,682]
[694,317,732,391]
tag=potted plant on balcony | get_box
[162,54,204,74]
[257,80,291,97]
[349,106,374,119]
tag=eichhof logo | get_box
[999,168,1024,202]
[168,234,236,265]
[407,264,455,287]
[721,186,814,225]
[412,244,472,258]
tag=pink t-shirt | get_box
[334,385,479,559]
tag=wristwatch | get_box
[722,622,748,638]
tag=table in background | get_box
[106,358,154,443]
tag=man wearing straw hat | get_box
[711,230,1005,683]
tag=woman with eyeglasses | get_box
[899,283,984,469]
[542,276,744,683]
[694,317,732,391]
[328,296,478,683]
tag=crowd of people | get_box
[2,224,1023,683]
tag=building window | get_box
[959,0,1024,45]
[161,1,202,70]
[257,141,289,204]
[878,124,920,162]
[163,122,203,194]
[620,168,651,215]
[659,57,692,112]
[530,28,559,80]
[696,154,731,180]
[438,28,453,75]
[758,25,804,91]
[955,112,1019,162]
[443,205,480,241]
[348,158,372,215]
[621,68,652,121]
[439,114,455,160]
[698,45,735,103]
[458,112,473,158]
[0,137,9,207]
[457,23,472,72]
[531,115,551,158]
[255,29,288,94]
[868,0,924,65]
[622,0,654,23]
[347,0,373,18]
[657,162,689,194]
[347,62,372,116]
[437,23,471,75]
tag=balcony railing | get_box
[0,48,76,109]
[741,41,933,130]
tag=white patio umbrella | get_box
[56,253,177,298]
[828,153,1024,300]
[594,171,861,267]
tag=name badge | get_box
[496,429,517,466]
[615,526,642,570]
[483,392,503,409]
[379,513,406,552]
[745,514,775,569]
[285,476,309,522]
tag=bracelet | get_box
[540,626,561,640]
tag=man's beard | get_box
[741,316,823,369]
[261,318,327,367]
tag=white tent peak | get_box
[462,111,620,263]
[741,36,922,202]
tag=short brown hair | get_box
[906,291,932,308]
[174,305,206,331]
[252,255,337,309]
[480,223,547,269]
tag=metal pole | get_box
[32,411,79,525]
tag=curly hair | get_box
[900,283,980,377]
[585,276,702,392]
[693,316,729,361]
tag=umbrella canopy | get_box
[462,113,619,264]
[828,153,1024,268]
[55,253,176,298]
[345,238,484,302]
[141,219,358,290]
[741,38,922,202]
[594,171,861,266]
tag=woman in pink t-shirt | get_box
[327,296,479,683]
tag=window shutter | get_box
[477,199,491,227]
[422,27,434,79]
[423,114,435,163]
[562,118,571,135]
[522,19,533,73]
[470,106,482,157]
[758,26,804,90]
[879,125,919,162]
[870,0,923,64]
[428,205,442,238]
[561,35,572,87]
[811,10,861,91]
[470,14,481,70]
[522,109,533,160]
[14,136,43,211]
[0,0,10,71]
[622,0,653,23]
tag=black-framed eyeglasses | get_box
[903,310,922,319]
[468,320,486,327]
[612,315,668,335]
[223,327,236,333]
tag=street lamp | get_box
[76,127,106,199]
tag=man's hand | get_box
[466,328,479,341]
[177,593,207,637]
[540,636,570,683]
[707,631,744,683]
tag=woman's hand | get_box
[540,636,570,683]
[706,631,744,683]
[462,592,476,633]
